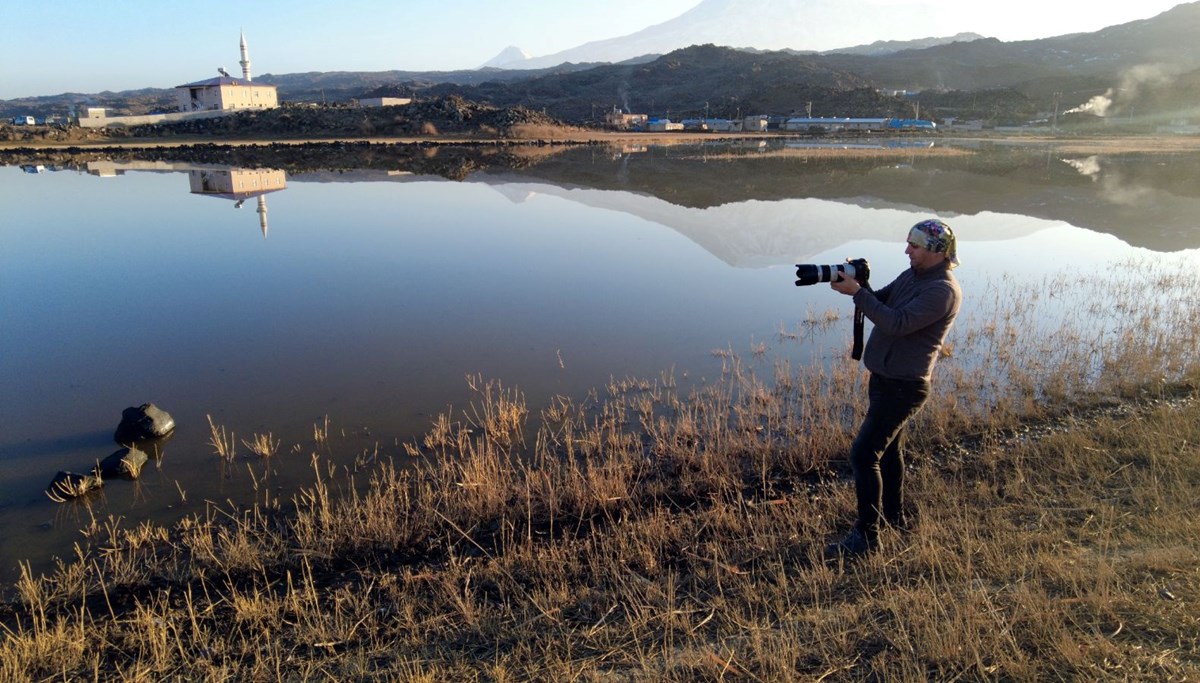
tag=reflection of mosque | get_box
[188,168,287,238]
[83,161,287,238]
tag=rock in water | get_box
[46,471,103,502]
[114,403,175,444]
[95,447,150,479]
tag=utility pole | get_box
[1052,92,1061,131]
[806,101,813,118]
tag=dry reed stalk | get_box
[206,414,236,461]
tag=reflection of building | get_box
[189,168,287,238]
[80,161,287,238]
[84,159,186,177]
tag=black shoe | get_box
[884,513,911,533]
[824,528,876,560]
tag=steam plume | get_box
[1062,63,1179,117]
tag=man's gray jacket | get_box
[851,260,961,382]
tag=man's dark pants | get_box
[850,373,931,541]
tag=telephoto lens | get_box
[795,263,858,286]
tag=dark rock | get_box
[46,471,103,502]
[114,403,175,444]
[94,446,149,479]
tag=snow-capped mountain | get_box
[487,0,971,69]
[480,46,533,69]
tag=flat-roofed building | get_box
[176,76,278,112]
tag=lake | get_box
[2,139,1198,582]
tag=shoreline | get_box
[6,130,1200,154]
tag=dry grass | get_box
[3,260,1199,680]
[242,432,281,459]
[206,413,236,461]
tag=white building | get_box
[605,108,649,130]
[647,119,684,132]
[743,115,769,132]
[176,76,278,112]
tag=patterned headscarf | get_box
[908,218,959,268]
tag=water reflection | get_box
[84,160,287,238]
[189,168,286,238]
[1,142,1198,584]
[492,143,1200,251]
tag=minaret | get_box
[239,31,252,81]
[257,195,269,239]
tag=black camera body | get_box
[795,258,870,287]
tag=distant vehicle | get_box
[21,164,46,174]
[12,116,36,125]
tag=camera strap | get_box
[852,306,865,361]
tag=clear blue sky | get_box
[0,0,1189,99]
[0,0,699,99]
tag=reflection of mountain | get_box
[274,144,1198,261]
[483,144,1200,253]
[477,177,1048,266]
[149,142,1200,253]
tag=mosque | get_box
[175,32,278,112]
[78,32,278,128]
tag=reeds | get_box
[206,413,236,461]
[3,257,1200,680]
[242,432,281,459]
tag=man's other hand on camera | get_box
[831,274,861,296]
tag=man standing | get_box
[826,218,961,558]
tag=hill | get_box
[414,2,1200,124]
[2,3,1197,127]
[423,44,895,122]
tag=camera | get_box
[795,258,870,287]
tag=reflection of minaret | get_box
[256,195,269,239]
[188,167,286,236]
[239,31,252,81]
